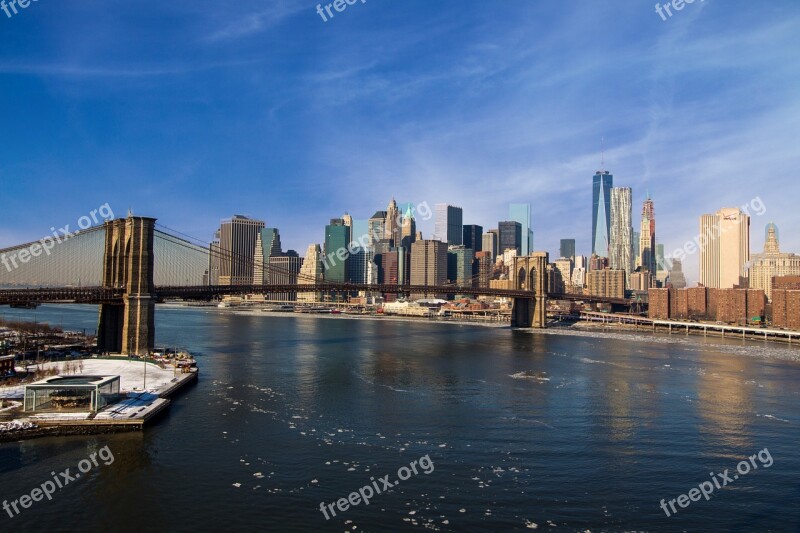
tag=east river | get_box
[1,305,799,532]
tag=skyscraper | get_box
[268,251,302,301]
[747,223,800,300]
[498,221,522,255]
[560,239,576,261]
[348,246,377,285]
[668,258,687,289]
[700,208,751,289]
[400,205,417,248]
[609,187,633,285]
[410,240,448,299]
[434,204,463,245]
[447,245,474,286]
[216,215,265,286]
[385,198,400,246]
[475,251,492,288]
[324,218,351,283]
[462,224,483,253]
[298,244,323,303]
[638,196,656,273]
[592,171,613,257]
[509,204,533,256]
[483,230,498,261]
[253,228,282,285]
[208,230,221,285]
[368,211,387,249]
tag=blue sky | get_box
[1,0,798,283]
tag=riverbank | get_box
[158,301,511,328]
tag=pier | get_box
[578,311,800,344]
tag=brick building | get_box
[648,288,670,319]
[648,287,767,326]
[772,289,800,329]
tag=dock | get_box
[576,311,800,344]
[0,363,198,442]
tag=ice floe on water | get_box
[510,370,550,382]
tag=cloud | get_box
[206,2,306,42]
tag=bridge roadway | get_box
[1,284,532,305]
[0,285,634,307]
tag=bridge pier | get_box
[510,252,549,329]
[511,298,533,328]
[97,216,156,355]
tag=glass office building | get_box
[560,239,576,261]
[324,219,351,283]
[592,171,613,257]
[509,204,532,256]
[434,204,463,245]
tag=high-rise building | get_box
[630,271,654,291]
[632,231,640,265]
[475,251,492,288]
[554,258,573,293]
[609,187,633,285]
[560,239,576,262]
[656,244,667,271]
[509,204,533,256]
[571,255,588,290]
[397,246,411,285]
[447,246,474,287]
[434,204,463,245]
[380,250,399,284]
[400,205,417,248]
[298,244,324,302]
[655,243,669,288]
[592,171,613,257]
[587,269,625,299]
[483,230,498,261]
[700,208,751,289]
[368,211,387,249]
[253,228,282,285]
[208,230,221,285]
[216,215,265,286]
[348,246,377,286]
[748,223,800,301]
[589,253,609,272]
[498,221,522,255]
[385,199,400,246]
[462,225,483,253]
[324,218,351,283]
[638,196,656,273]
[668,258,687,289]
[410,240,448,299]
[268,251,302,301]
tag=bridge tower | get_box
[97,216,156,355]
[510,252,549,328]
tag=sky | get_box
[1,0,799,284]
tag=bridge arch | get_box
[517,268,527,290]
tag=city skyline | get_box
[1,1,798,287]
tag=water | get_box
[1,305,799,532]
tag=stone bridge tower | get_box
[510,252,549,328]
[97,216,156,355]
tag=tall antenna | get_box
[601,136,605,171]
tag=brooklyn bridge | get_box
[0,215,631,355]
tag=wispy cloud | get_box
[206,2,306,42]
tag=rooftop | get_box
[27,375,119,389]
